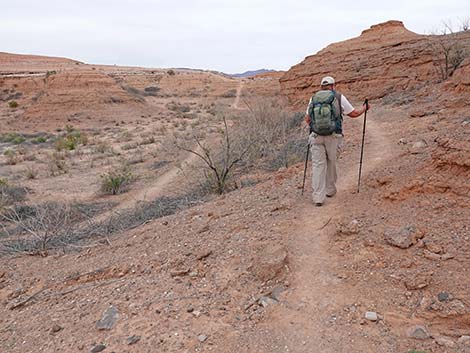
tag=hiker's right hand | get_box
[305,114,311,125]
[363,102,371,113]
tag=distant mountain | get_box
[231,69,277,78]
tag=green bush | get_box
[100,168,133,195]
[8,101,18,108]
[1,133,25,144]
[32,136,48,144]
[12,135,26,144]
[55,127,88,151]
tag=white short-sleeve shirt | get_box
[340,95,354,115]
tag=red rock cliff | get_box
[279,20,446,109]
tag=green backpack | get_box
[309,90,342,136]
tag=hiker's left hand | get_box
[305,114,311,125]
[363,102,371,113]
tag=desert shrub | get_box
[143,86,160,96]
[94,141,114,154]
[428,22,470,80]
[24,165,38,180]
[221,89,237,98]
[140,136,156,145]
[3,149,19,165]
[8,101,18,108]
[55,127,88,151]
[32,136,48,144]
[100,167,133,195]
[167,101,191,113]
[48,152,68,176]
[121,142,138,151]
[45,70,57,77]
[235,99,304,169]
[176,116,251,194]
[0,133,26,144]
[1,202,77,254]
[118,130,133,142]
[167,69,175,76]
[0,179,27,207]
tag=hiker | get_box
[304,76,370,206]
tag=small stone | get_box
[91,344,106,353]
[441,253,455,260]
[423,250,441,261]
[365,311,378,321]
[127,335,141,345]
[258,296,278,308]
[196,249,212,260]
[410,139,428,154]
[197,334,208,343]
[186,307,194,313]
[271,286,285,301]
[458,335,470,345]
[435,336,455,348]
[384,225,422,249]
[408,325,430,340]
[170,268,190,277]
[405,273,432,290]
[425,242,442,254]
[398,138,408,145]
[192,310,201,318]
[437,291,449,302]
[96,305,119,330]
[51,324,63,333]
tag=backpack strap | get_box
[334,91,343,116]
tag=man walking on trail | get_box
[305,76,370,206]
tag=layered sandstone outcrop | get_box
[280,20,470,109]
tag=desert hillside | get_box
[280,20,470,109]
[1,20,470,353]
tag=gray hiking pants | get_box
[308,132,343,204]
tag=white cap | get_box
[321,76,335,85]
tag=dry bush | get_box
[0,179,27,208]
[429,20,470,80]
[3,149,19,165]
[176,116,251,194]
[236,98,305,169]
[48,152,68,176]
[221,89,237,98]
[0,201,114,255]
[24,165,38,180]
[1,203,76,254]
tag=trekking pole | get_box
[301,142,310,195]
[357,99,369,193]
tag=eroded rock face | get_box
[280,20,470,109]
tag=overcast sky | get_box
[1,0,469,73]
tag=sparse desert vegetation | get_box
[1,19,470,353]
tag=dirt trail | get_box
[264,112,399,352]
[232,80,244,109]
[88,147,202,225]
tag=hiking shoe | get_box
[315,202,323,207]
[326,192,336,198]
